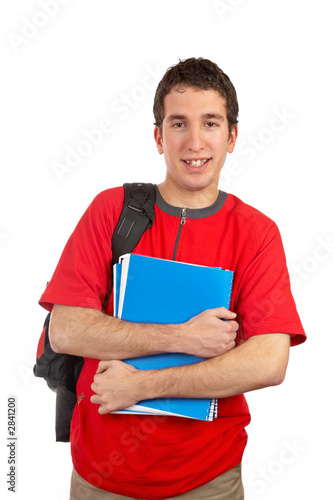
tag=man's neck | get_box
[157,181,219,209]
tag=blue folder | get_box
[113,254,233,421]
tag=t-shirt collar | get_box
[155,185,227,219]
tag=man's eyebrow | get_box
[202,113,224,120]
[165,114,187,123]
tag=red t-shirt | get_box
[39,186,306,499]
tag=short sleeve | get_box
[234,218,306,347]
[39,187,124,313]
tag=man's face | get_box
[154,86,237,204]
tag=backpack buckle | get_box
[127,199,145,215]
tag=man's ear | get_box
[154,126,164,155]
[227,125,238,154]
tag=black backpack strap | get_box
[112,183,155,265]
[102,183,156,310]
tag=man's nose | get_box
[186,127,205,151]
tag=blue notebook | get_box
[113,254,233,421]
[116,254,233,323]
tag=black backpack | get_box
[33,183,156,442]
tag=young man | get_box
[39,58,306,499]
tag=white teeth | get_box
[185,159,208,167]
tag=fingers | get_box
[90,393,101,405]
[90,379,100,398]
[225,339,236,352]
[96,359,136,374]
[98,404,109,415]
[92,362,113,394]
[96,359,113,374]
[210,308,239,337]
[223,320,239,334]
[90,396,110,415]
[90,374,110,412]
[91,363,110,397]
[211,307,237,320]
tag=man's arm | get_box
[91,333,290,414]
[49,304,238,360]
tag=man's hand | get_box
[178,307,239,358]
[91,360,142,414]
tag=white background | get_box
[1,1,332,498]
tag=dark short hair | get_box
[153,57,239,135]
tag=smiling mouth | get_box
[183,159,210,167]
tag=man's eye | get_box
[206,122,217,127]
[172,123,185,128]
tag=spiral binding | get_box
[206,398,218,421]
[227,271,234,309]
